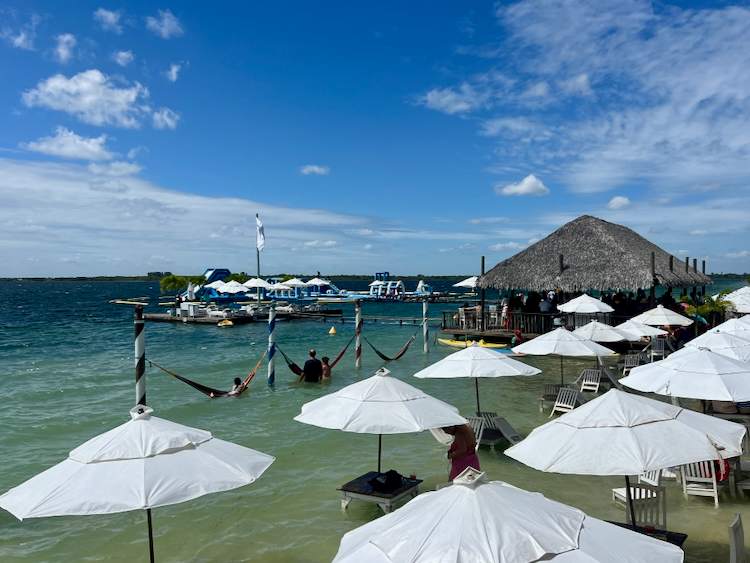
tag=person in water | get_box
[321,356,331,380]
[443,424,480,480]
[301,349,323,383]
[228,377,243,396]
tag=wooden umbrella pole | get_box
[624,475,637,528]
[475,379,481,416]
[560,355,564,386]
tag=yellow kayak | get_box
[217,319,234,327]
[438,338,506,349]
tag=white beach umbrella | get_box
[204,280,226,290]
[368,280,384,287]
[511,328,616,384]
[219,280,249,294]
[621,346,750,401]
[615,320,668,340]
[684,330,750,362]
[505,389,744,525]
[630,305,693,327]
[242,277,272,290]
[0,405,274,562]
[268,282,293,291]
[294,368,466,471]
[413,344,541,414]
[333,468,682,563]
[453,276,478,289]
[710,317,750,336]
[283,277,307,288]
[722,287,750,313]
[305,277,330,286]
[557,294,614,314]
[573,320,629,343]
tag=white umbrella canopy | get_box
[573,321,629,343]
[684,330,750,362]
[630,305,693,327]
[282,277,307,287]
[453,275,478,289]
[621,346,750,401]
[242,277,272,290]
[710,317,750,336]
[0,406,274,560]
[511,328,615,384]
[294,368,466,434]
[615,320,668,340]
[305,277,330,286]
[204,280,226,290]
[218,280,249,294]
[333,468,683,563]
[505,389,745,476]
[557,294,614,314]
[368,280,384,287]
[413,345,541,414]
[268,282,293,291]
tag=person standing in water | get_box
[301,349,323,383]
[442,424,480,480]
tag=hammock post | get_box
[355,300,362,369]
[134,304,146,407]
[267,304,276,385]
[422,299,429,354]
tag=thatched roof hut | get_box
[479,215,711,292]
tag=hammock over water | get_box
[149,351,266,398]
[363,333,417,362]
[276,336,354,377]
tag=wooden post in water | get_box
[480,255,486,333]
[702,260,707,297]
[422,299,429,354]
[134,305,146,407]
[355,300,362,368]
[267,304,276,385]
[649,252,656,306]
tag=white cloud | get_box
[480,117,538,137]
[0,13,40,50]
[726,250,750,259]
[21,127,113,161]
[559,73,592,96]
[363,243,373,250]
[53,33,76,64]
[165,62,182,82]
[689,229,708,236]
[152,107,180,130]
[22,70,149,128]
[489,241,525,251]
[93,8,123,34]
[607,195,631,210]
[521,81,550,99]
[468,216,509,225]
[303,240,338,248]
[421,83,486,115]
[88,161,141,176]
[300,164,330,176]
[146,9,183,39]
[112,50,134,67]
[495,174,549,196]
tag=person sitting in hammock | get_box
[321,356,331,380]
[301,349,323,383]
[227,377,243,396]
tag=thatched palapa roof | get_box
[479,215,711,292]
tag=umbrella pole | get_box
[147,508,155,563]
[378,434,382,474]
[475,379,481,416]
[560,356,564,386]
[624,476,637,528]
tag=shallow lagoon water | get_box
[1,280,748,562]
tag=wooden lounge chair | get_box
[651,337,667,361]
[578,368,601,393]
[601,365,625,391]
[465,416,485,453]
[476,411,523,447]
[550,388,580,417]
[538,384,563,412]
[612,469,662,503]
[681,461,727,507]
[730,513,746,563]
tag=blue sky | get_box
[2,1,750,276]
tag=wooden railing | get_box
[441,310,634,335]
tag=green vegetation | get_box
[159,274,205,293]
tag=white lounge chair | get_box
[465,416,485,453]
[612,470,666,527]
[578,368,601,393]
[538,384,562,412]
[476,411,523,446]
[681,460,727,507]
[550,388,580,417]
[730,513,746,563]
[651,337,667,361]
[621,354,641,377]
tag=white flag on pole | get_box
[256,214,265,251]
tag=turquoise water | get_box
[1,279,748,562]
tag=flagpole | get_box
[256,213,263,304]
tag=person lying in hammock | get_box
[227,377,244,396]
